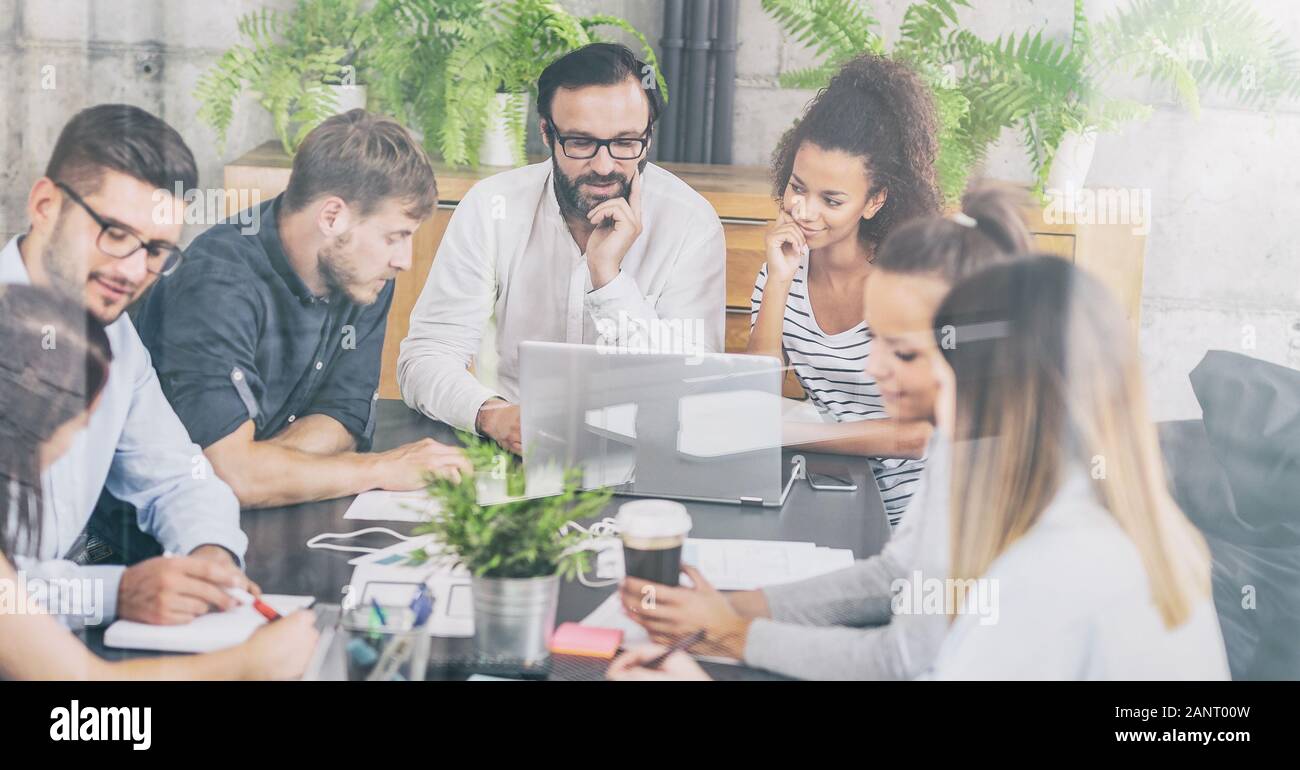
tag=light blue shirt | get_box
[2,235,248,623]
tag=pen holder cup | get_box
[339,604,431,682]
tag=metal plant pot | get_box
[470,573,559,664]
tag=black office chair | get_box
[1158,350,1300,681]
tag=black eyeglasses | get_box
[54,181,184,276]
[549,123,650,160]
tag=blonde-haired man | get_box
[138,109,469,509]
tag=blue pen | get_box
[370,597,389,627]
[410,584,434,628]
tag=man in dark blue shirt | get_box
[138,110,469,508]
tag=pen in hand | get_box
[644,629,706,670]
[227,587,282,621]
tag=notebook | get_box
[103,595,316,654]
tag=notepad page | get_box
[102,595,315,654]
[343,490,439,522]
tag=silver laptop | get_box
[518,341,799,506]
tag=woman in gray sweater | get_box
[612,184,1033,680]
[611,257,1227,681]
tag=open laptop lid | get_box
[519,341,795,506]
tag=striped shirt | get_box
[751,257,925,525]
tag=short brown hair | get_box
[46,104,198,195]
[282,109,436,220]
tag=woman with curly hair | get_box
[748,52,941,525]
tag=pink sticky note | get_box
[550,622,623,659]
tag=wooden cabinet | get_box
[223,142,1145,401]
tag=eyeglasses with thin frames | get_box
[54,181,185,276]
[549,122,651,161]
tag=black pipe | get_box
[684,0,715,163]
[711,0,738,165]
[658,0,685,161]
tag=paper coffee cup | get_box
[616,500,692,587]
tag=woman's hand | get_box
[619,565,752,659]
[764,207,808,286]
[237,610,320,680]
[606,643,713,681]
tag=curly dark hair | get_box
[771,53,940,249]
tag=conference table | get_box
[87,400,892,681]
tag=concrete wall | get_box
[3,0,1297,419]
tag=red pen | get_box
[252,598,282,622]
[228,587,281,621]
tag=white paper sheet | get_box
[343,490,440,522]
[103,594,316,653]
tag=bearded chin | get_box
[553,155,646,218]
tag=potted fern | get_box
[762,0,996,203]
[371,0,666,167]
[195,0,375,155]
[1037,0,1300,192]
[412,434,612,665]
[763,0,1300,199]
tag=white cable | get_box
[559,517,620,539]
[305,527,419,554]
[560,517,622,587]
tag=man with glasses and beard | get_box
[137,110,470,509]
[0,104,257,627]
[397,43,726,453]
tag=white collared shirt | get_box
[398,160,726,432]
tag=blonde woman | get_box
[612,257,1228,680]
[612,185,1032,680]
[923,257,1227,678]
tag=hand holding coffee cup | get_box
[616,500,754,659]
[616,499,692,587]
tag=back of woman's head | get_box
[0,285,112,556]
[875,181,1034,284]
[771,53,940,247]
[934,256,1210,629]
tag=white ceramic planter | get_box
[480,91,528,167]
[326,83,368,115]
[1046,128,1098,193]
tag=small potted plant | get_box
[411,434,612,665]
[195,0,375,154]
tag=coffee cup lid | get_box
[615,499,692,539]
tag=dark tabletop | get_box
[89,400,891,681]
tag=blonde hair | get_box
[935,257,1211,628]
[283,108,436,220]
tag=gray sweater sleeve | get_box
[742,466,940,680]
[743,613,944,681]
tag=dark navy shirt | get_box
[137,195,391,451]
